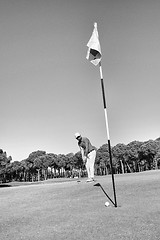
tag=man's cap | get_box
[75,132,81,139]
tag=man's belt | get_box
[88,149,95,154]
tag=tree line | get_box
[0,138,160,183]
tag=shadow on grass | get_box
[94,182,116,207]
[0,184,11,188]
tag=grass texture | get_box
[0,170,160,240]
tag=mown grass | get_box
[0,170,160,240]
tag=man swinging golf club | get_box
[75,132,97,182]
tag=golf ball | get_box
[105,201,110,207]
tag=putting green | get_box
[0,170,160,240]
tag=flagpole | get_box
[99,61,117,208]
[86,22,117,207]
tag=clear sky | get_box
[1,0,160,161]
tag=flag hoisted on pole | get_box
[86,22,117,208]
[86,22,102,66]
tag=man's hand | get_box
[82,156,87,164]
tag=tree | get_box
[20,160,29,181]
[45,153,58,178]
[8,161,23,181]
[72,151,85,178]
[126,141,143,172]
[95,144,110,175]
[153,138,160,169]
[0,149,11,182]
[64,153,74,177]
[138,140,160,170]
[34,155,50,181]
[55,154,67,177]
[112,144,128,174]
[25,150,46,181]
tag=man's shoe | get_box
[86,178,94,182]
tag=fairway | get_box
[1,170,160,240]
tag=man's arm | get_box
[80,147,87,163]
[83,138,89,157]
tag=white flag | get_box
[86,22,102,66]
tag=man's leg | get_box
[88,150,96,179]
[86,158,91,179]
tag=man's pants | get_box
[86,150,96,179]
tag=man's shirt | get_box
[78,137,96,157]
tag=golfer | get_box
[75,132,97,182]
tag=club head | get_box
[94,182,101,187]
